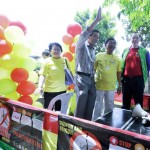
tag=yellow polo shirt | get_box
[40,57,70,92]
[95,53,121,90]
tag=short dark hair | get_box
[42,50,50,56]
[90,29,100,36]
[48,42,63,52]
[105,37,116,46]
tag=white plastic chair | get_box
[48,92,74,114]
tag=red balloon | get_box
[0,14,10,29]
[62,34,73,45]
[18,95,33,105]
[9,21,27,34]
[69,43,76,54]
[67,22,82,37]
[0,40,12,57]
[62,52,73,62]
[16,81,36,95]
[11,68,29,83]
[0,26,5,39]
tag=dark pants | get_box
[122,76,144,110]
[44,91,66,110]
[74,74,96,120]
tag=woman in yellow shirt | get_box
[35,42,71,110]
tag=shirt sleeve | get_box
[39,61,48,76]
[76,28,91,50]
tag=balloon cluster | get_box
[0,14,42,108]
[62,22,82,90]
[62,22,82,61]
[62,23,82,114]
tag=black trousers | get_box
[122,76,144,110]
[44,91,66,110]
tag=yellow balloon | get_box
[68,92,76,115]
[18,57,37,71]
[4,26,24,44]
[0,78,16,95]
[0,67,10,79]
[70,59,75,75]
[13,42,31,58]
[28,71,38,83]
[5,91,20,100]
[73,34,80,43]
[0,54,21,70]
[62,43,69,52]
[32,102,43,108]
[30,93,40,101]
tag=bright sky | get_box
[0,0,129,56]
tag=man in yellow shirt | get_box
[92,38,122,121]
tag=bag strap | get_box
[65,58,69,68]
[64,58,74,78]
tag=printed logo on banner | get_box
[12,111,21,123]
[0,100,44,150]
[109,136,118,145]
[109,136,132,149]
[58,119,102,150]
[134,144,145,150]
[58,114,150,150]
[70,131,102,150]
[0,104,11,142]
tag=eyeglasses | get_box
[52,48,61,52]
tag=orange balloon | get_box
[62,52,73,62]
[0,40,12,57]
[69,43,76,54]
[62,34,73,45]
[16,81,36,95]
[67,84,74,90]
[0,14,10,29]
[18,95,33,105]
[0,26,5,39]
[11,68,29,83]
[67,22,82,37]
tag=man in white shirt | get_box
[74,6,102,120]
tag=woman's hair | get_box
[48,42,63,52]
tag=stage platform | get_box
[95,108,150,136]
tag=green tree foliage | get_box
[74,9,117,53]
[120,17,150,48]
[103,0,150,48]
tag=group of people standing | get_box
[35,6,150,122]
[74,6,150,121]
